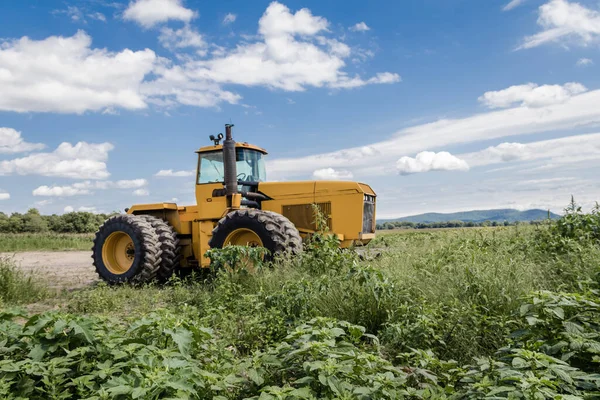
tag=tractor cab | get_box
[196,143,268,185]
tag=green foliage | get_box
[0,233,93,252]
[2,199,600,398]
[0,257,48,304]
[0,210,113,234]
[535,197,600,254]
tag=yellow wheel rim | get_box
[224,228,263,247]
[222,228,264,272]
[102,231,135,274]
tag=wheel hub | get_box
[102,231,135,274]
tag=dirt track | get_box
[3,251,98,289]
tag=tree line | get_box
[376,219,545,230]
[0,209,113,234]
[1,208,547,234]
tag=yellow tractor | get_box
[92,124,377,283]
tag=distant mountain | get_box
[379,209,560,224]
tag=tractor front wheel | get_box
[209,209,302,260]
[92,215,162,284]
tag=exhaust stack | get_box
[223,124,238,197]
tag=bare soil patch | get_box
[2,251,98,289]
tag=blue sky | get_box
[1,0,600,218]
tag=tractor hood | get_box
[257,181,376,246]
[256,181,375,202]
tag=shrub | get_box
[0,257,48,304]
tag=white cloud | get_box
[53,6,107,23]
[89,12,107,22]
[32,179,148,197]
[503,0,526,11]
[267,84,600,180]
[1,3,397,113]
[223,13,237,25]
[576,57,593,66]
[123,0,196,28]
[33,186,91,197]
[462,132,600,167]
[155,169,195,177]
[396,151,469,175]
[0,142,113,179]
[0,128,45,153]
[63,206,74,213]
[0,192,10,200]
[312,168,354,180]
[350,22,370,32]
[133,188,150,196]
[0,31,155,114]
[329,72,401,89]
[171,2,399,92]
[159,26,206,51]
[478,82,587,109]
[518,0,600,50]
[114,179,147,189]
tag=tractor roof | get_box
[196,142,268,155]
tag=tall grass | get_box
[0,233,93,252]
[56,223,600,364]
[0,256,48,304]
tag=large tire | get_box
[92,214,162,284]
[209,209,302,259]
[139,215,181,282]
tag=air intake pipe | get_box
[223,124,238,197]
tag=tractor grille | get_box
[283,202,332,231]
[362,194,376,233]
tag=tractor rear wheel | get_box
[209,209,302,260]
[92,215,162,284]
[139,215,181,282]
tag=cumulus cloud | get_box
[350,22,370,32]
[33,185,91,197]
[478,82,587,109]
[113,179,147,189]
[159,26,206,51]
[1,3,398,113]
[312,168,354,180]
[63,206,74,213]
[0,31,155,114]
[0,192,10,200]
[169,2,399,92]
[155,169,195,177]
[0,142,113,179]
[223,13,236,25]
[0,128,45,153]
[123,0,196,28]
[32,179,148,197]
[396,151,469,175]
[576,57,593,66]
[518,0,600,50]
[133,188,150,196]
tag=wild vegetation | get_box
[0,200,599,399]
[0,208,113,234]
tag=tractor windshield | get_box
[198,148,267,184]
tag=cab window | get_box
[197,151,224,184]
[197,148,267,184]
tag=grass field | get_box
[0,233,94,252]
[1,210,599,399]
